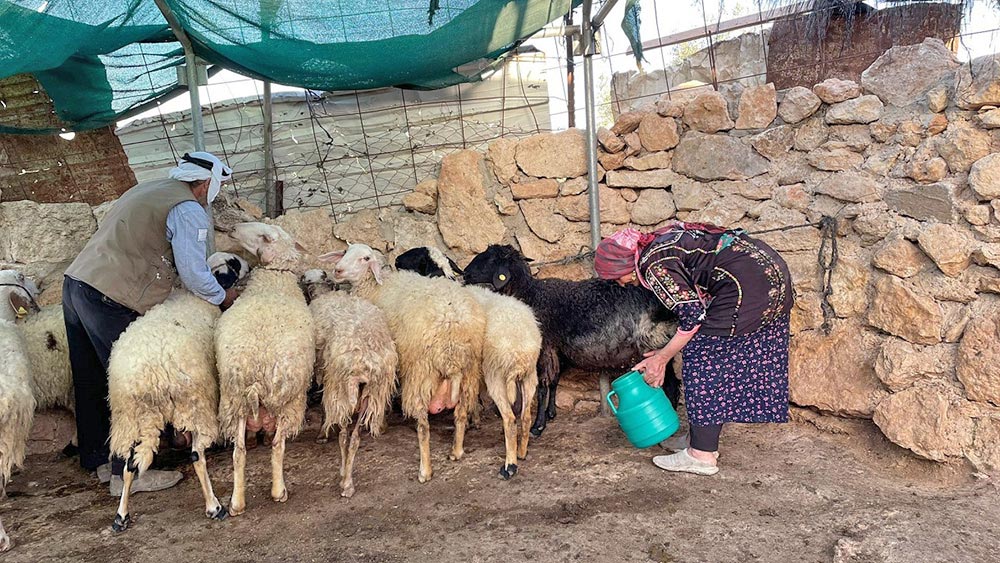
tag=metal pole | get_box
[564,12,576,128]
[591,0,621,29]
[263,80,276,218]
[581,0,611,417]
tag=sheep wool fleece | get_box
[107,290,222,473]
[19,305,73,412]
[0,320,34,489]
[216,268,315,442]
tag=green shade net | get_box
[0,0,576,133]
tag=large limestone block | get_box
[685,194,754,228]
[825,95,884,125]
[672,180,717,211]
[734,83,777,129]
[672,133,769,181]
[597,127,625,153]
[752,204,821,252]
[873,383,975,461]
[935,121,991,173]
[514,129,587,178]
[883,182,955,223]
[392,215,442,258]
[867,276,943,345]
[630,189,676,226]
[637,114,679,151]
[682,92,734,133]
[917,224,972,278]
[957,305,1000,405]
[806,146,863,171]
[813,78,861,104]
[435,150,507,254]
[91,199,117,228]
[789,321,887,417]
[955,52,1000,109]
[332,208,393,253]
[271,208,339,258]
[969,417,1000,472]
[860,38,960,107]
[813,171,881,203]
[556,184,630,224]
[777,86,821,124]
[828,252,870,318]
[511,178,559,200]
[750,125,794,161]
[0,201,95,264]
[969,153,1000,200]
[519,199,569,243]
[624,151,673,171]
[874,338,955,391]
[793,116,829,151]
[605,168,684,189]
[610,111,644,135]
[486,138,518,185]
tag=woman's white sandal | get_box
[652,448,719,476]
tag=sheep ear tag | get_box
[492,266,511,290]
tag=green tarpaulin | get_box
[0,0,576,133]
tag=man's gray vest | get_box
[65,178,198,314]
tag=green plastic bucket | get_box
[606,370,680,449]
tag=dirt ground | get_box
[3,407,998,563]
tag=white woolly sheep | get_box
[309,287,398,497]
[216,223,315,515]
[19,305,73,415]
[464,285,540,480]
[0,276,37,552]
[324,244,485,483]
[106,252,249,532]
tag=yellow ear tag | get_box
[16,306,28,320]
[498,274,507,281]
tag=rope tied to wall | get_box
[529,217,842,335]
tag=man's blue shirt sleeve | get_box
[166,201,226,305]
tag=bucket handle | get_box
[606,390,618,415]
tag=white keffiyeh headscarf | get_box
[167,151,232,203]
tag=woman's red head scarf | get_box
[594,221,727,284]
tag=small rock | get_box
[954,52,1000,109]
[611,111,645,135]
[655,97,685,118]
[598,150,627,171]
[927,84,949,112]
[402,191,437,214]
[806,147,864,171]
[873,383,973,462]
[624,151,673,171]
[514,129,587,178]
[963,204,993,226]
[813,171,881,203]
[969,153,1000,200]
[619,188,639,203]
[867,276,943,345]
[825,95,884,125]
[777,86,821,124]
[559,177,587,196]
[623,132,642,157]
[870,120,898,143]
[773,183,811,212]
[556,184,630,224]
[875,338,954,392]
[828,124,872,151]
[935,120,991,173]
[904,154,948,184]
[606,168,685,189]
[976,107,1000,129]
[872,237,929,278]
[682,92,734,133]
[917,223,973,278]
[597,127,625,153]
[511,178,559,200]
[485,138,518,185]
[750,125,794,161]
[734,83,777,129]
[793,116,829,151]
[630,189,676,226]
[637,114,680,152]
[519,199,569,243]
[672,180,717,211]
[813,78,862,104]
[956,305,1000,405]
[493,191,517,216]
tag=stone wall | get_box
[5,38,1000,471]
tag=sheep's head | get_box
[208,251,250,289]
[0,269,40,322]
[394,247,463,280]
[229,222,305,271]
[321,243,387,285]
[300,268,333,303]
[462,244,532,294]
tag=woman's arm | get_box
[633,326,699,387]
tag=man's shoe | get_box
[109,470,183,496]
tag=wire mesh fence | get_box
[4,1,1000,216]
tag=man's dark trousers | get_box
[62,276,139,473]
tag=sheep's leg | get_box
[230,417,247,516]
[338,423,348,479]
[545,370,561,422]
[530,384,549,437]
[599,372,612,417]
[416,413,432,483]
[449,400,469,462]
[191,433,227,521]
[270,418,288,503]
[341,395,369,498]
[112,454,137,533]
[518,373,539,460]
[0,515,10,552]
[531,346,559,437]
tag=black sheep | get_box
[395,247,464,279]
[462,244,679,436]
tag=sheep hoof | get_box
[530,425,545,438]
[228,503,245,517]
[0,534,12,552]
[499,463,518,480]
[341,485,355,498]
[112,513,131,533]
[207,505,228,520]
[448,450,464,461]
[418,471,432,484]
[272,489,288,503]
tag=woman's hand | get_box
[633,349,672,387]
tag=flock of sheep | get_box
[0,220,680,551]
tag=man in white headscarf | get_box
[63,151,238,495]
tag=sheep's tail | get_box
[109,408,163,477]
[320,370,356,438]
[0,396,33,489]
[361,357,398,438]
